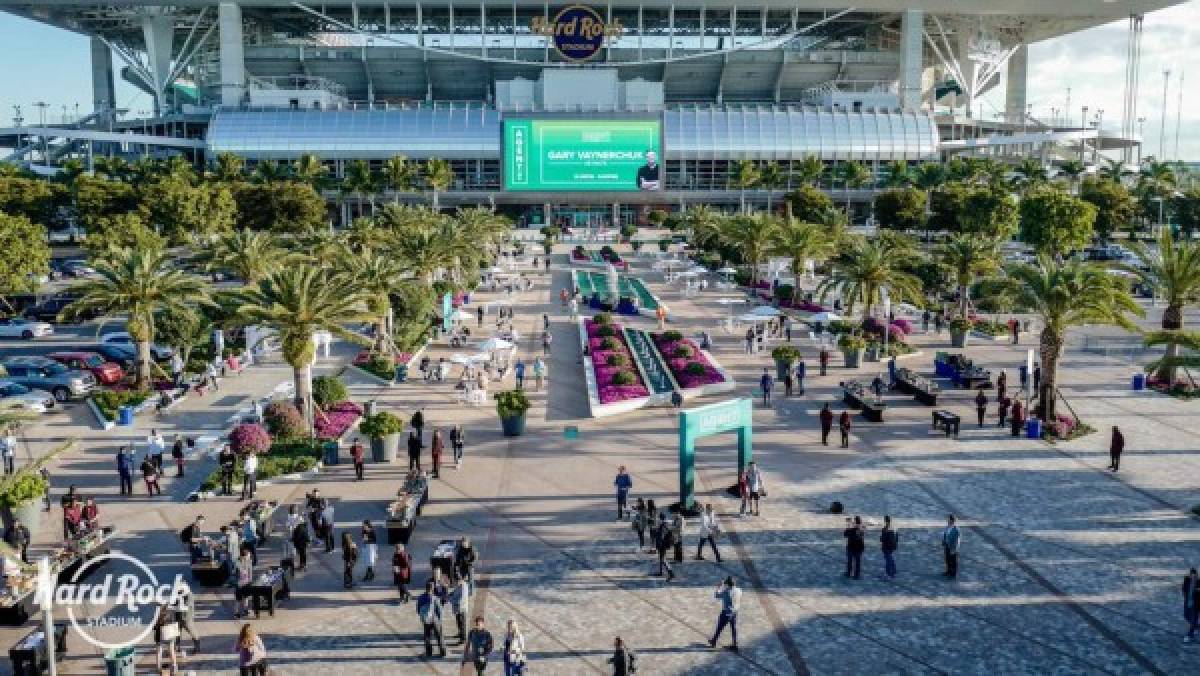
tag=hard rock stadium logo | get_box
[531,5,624,62]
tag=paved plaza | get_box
[2,243,1199,675]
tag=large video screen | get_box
[503,118,662,192]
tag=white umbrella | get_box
[810,312,843,322]
[479,337,514,351]
[451,309,473,321]
[714,298,745,305]
[449,353,480,365]
[738,313,773,322]
[751,306,782,317]
[717,266,737,275]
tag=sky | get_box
[0,2,1196,161]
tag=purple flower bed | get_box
[890,318,914,335]
[651,334,727,389]
[314,401,363,440]
[584,319,649,404]
[230,423,271,455]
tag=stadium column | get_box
[1005,44,1028,126]
[899,9,923,111]
[90,37,116,119]
[219,2,247,106]
[141,11,174,114]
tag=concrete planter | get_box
[950,329,969,348]
[842,349,863,369]
[369,433,401,462]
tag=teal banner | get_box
[678,398,753,512]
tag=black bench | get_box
[932,410,960,437]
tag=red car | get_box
[46,352,125,385]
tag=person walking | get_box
[148,429,165,474]
[116,447,134,496]
[171,436,186,477]
[416,580,447,658]
[234,624,268,676]
[695,504,722,562]
[450,575,471,642]
[613,465,633,519]
[532,357,546,391]
[4,519,30,564]
[542,331,552,355]
[941,515,961,579]
[819,403,834,445]
[340,532,358,589]
[783,316,793,342]
[455,538,478,591]
[608,637,637,676]
[881,515,898,580]
[350,438,365,481]
[783,370,794,397]
[996,371,1008,401]
[392,543,413,602]
[430,428,444,479]
[737,471,750,517]
[631,498,648,552]
[233,548,254,619]
[290,516,310,571]
[219,444,236,496]
[240,453,258,500]
[745,462,765,516]
[361,519,377,581]
[997,396,1010,428]
[974,389,988,428]
[744,328,754,355]
[1108,426,1125,472]
[407,430,423,472]
[503,619,527,676]
[843,516,865,579]
[819,347,830,376]
[1019,363,1029,391]
[141,455,162,495]
[514,359,526,390]
[654,513,676,581]
[759,368,774,405]
[922,309,931,332]
[463,616,494,676]
[1183,568,1200,642]
[449,424,466,467]
[1011,399,1025,438]
[708,576,741,652]
[671,511,686,563]
[795,358,806,395]
[1009,316,1020,344]
[838,411,852,448]
[1,427,16,475]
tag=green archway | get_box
[678,398,753,513]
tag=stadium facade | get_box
[0,0,1182,224]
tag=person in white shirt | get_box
[695,504,723,563]
[169,352,185,387]
[240,453,258,500]
[0,427,17,475]
[148,429,165,473]
[745,462,765,516]
[320,501,336,552]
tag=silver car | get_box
[0,357,95,402]
[0,380,56,413]
[0,318,54,340]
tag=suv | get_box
[47,352,125,385]
[0,356,96,402]
[23,296,95,323]
[100,332,174,360]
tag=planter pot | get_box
[950,329,969,348]
[2,501,44,534]
[500,414,527,437]
[863,347,880,362]
[774,359,794,380]
[842,349,863,369]
[370,433,401,462]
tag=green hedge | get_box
[199,441,322,493]
[92,390,150,421]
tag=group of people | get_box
[839,513,962,580]
[406,414,467,476]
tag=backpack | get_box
[660,528,676,550]
[418,597,437,624]
[179,526,191,544]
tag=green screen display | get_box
[504,118,662,192]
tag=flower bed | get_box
[1044,417,1096,443]
[652,333,726,389]
[315,401,363,440]
[1147,378,1200,399]
[199,441,322,493]
[92,390,150,421]
[585,318,649,404]
[354,349,416,381]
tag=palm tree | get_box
[1140,160,1178,192]
[938,234,1002,317]
[1008,257,1142,423]
[911,163,946,232]
[424,158,454,211]
[720,213,780,284]
[1142,330,1200,383]
[1098,158,1129,183]
[1058,160,1086,195]
[769,218,836,300]
[93,155,130,181]
[758,162,785,213]
[212,152,245,182]
[683,205,724,250]
[381,155,417,203]
[342,159,377,218]
[729,160,761,213]
[380,206,459,283]
[1013,158,1048,189]
[252,160,285,184]
[838,161,872,215]
[200,229,294,283]
[1127,229,1200,382]
[881,161,912,188]
[238,267,371,430]
[62,248,208,387]
[291,153,328,188]
[338,247,412,356]
[794,156,824,188]
[818,234,923,317]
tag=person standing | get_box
[1009,316,1020,344]
[241,516,259,566]
[219,444,237,496]
[997,396,1010,428]
[455,538,478,591]
[450,575,471,642]
[170,351,185,387]
[843,516,865,579]
[783,316,793,342]
[0,427,16,475]
[233,548,254,619]
[838,411,852,448]
[695,504,722,562]
[1108,426,1125,472]
[148,429,165,474]
[880,515,898,580]
[542,331,552,355]
[321,500,337,553]
[532,357,546,391]
[795,358,806,395]
[632,498,648,552]
[430,428,444,479]
[782,370,794,397]
[240,453,258,500]
[463,616,494,675]
[416,581,447,658]
[996,371,1008,401]
[393,544,413,602]
[514,359,526,390]
[1011,400,1025,438]
[350,438,365,481]
[744,328,754,355]
[941,515,961,579]
[407,430,422,472]
[171,436,186,477]
[448,425,465,467]
[922,309,931,332]
[1033,363,1042,393]
[819,347,830,376]
[745,462,765,516]
[4,519,30,563]
[234,624,268,676]
[671,511,686,564]
[759,368,774,405]
[411,409,425,441]
[340,532,358,589]
[613,466,633,519]
[141,455,162,495]
[503,619,527,676]
[290,517,309,571]
[819,403,834,445]
[361,519,377,581]
[974,389,988,428]
[1183,568,1200,642]
[608,637,637,676]
[737,471,750,517]
[708,576,741,652]
[116,447,134,496]
[654,513,676,582]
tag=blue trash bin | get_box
[323,441,339,465]
[1132,373,1146,391]
[1025,418,1042,439]
[394,364,408,383]
[117,405,134,426]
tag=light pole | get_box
[880,287,891,384]
[32,101,48,162]
[1160,67,1171,160]
[1138,117,1147,164]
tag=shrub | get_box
[605,354,627,367]
[657,239,671,252]
[359,411,405,438]
[596,325,616,337]
[495,390,531,418]
[263,401,306,441]
[92,390,150,421]
[948,316,975,332]
[0,473,48,509]
[312,375,349,409]
[776,284,795,301]
[672,345,693,359]
[661,330,683,341]
[361,355,396,381]
[599,337,618,350]
[593,313,613,325]
[612,371,637,385]
[838,334,867,351]
[771,345,801,362]
[620,224,638,239]
[230,423,272,455]
[684,362,707,376]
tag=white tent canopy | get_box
[737,313,774,322]
[810,312,843,322]
[478,337,514,351]
[750,306,782,317]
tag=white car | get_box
[0,318,54,340]
[0,381,55,413]
[100,332,175,360]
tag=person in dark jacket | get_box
[411,409,425,439]
[393,544,413,602]
[218,445,237,496]
[880,515,898,580]
[974,389,988,428]
[654,513,676,581]
[350,438,365,480]
[1184,568,1200,642]
[1108,426,1125,472]
[838,411,852,448]
[843,516,865,579]
[819,404,834,445]
[455,538,478,591]
[116,448,134,496]
[290,518,310,571]
[407,430,423,471]
[416,580,446,658]
[759,369,774,405]
[462,616,494,676]
[4,519,30,563]
[607,636,637,676]
[1011,400,1025,438]
[341,531,358,589]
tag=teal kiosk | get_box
[678,398,753,514]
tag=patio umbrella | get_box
[737,313,773,322]
[451,309,473,321]
[810,312,843,323]
[449,353,489,365]
[478,337,515,351]
[750,306,782,317]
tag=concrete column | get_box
[1005,44,1028,125]
[90,37,116,116]
[141,12,174,114]
[218,2,246,106]
[954,29,977,115]
[899,9,924,111]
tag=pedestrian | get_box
[393,543,413,602]
[411,408,424,439]
[759,368,774,405]
[514,359,526,389]
[997,370,1008,401]
[934,314,944,333]
[744,328,754,355]
[241,516,259,566]
[170,351,185,388]
[449,424,466,467]
[116,447,134,496]
[643,499,657,551]
[503,619,527,676]
[631,498,648,551]
[361,519,377,581]
[839,411,851,448]
[843,516,865,579]
[708,576,741,652]
[542,331,552,354]
[171,436,186,477]
[82,497,99,531]
[153,601,181,674]
[1033,364,1042,392]
[4,519,30,564]
[745,462,765,516]
[0,426,16,475]
[613,465,633,519]
[450,575,471,642]
[1019,363,1029,391]
[141,456,162,495]
[290,516,310,571]
[340,531,358,589]
[532,356,546,391]
[655,305,667,330]
[170,578,199,651]
[737,471,750,516]
[350,438,365,481]
[1009,316,1020,344]
[941,514,961,578]
[975,389,987,428]
[569,297,579,319]
[784,316,793,342]
[1183,568,1200,642]
[544,258,551,272]
[147,429,165,473]
[234,623,268,676]
[998,397,1010,428]
[240,452,258,500]
[1108,426,1125,471]
[819,403,834,445]
[881,515,898,580]
[1011,399,1025,437]
[217,444,236,495]
[206,361,220,392]
[922,309,931,332]
[430,428,444,479]
[795,358,806,395]
[233,548,254,619]
[819,347,830,376]
[671,511,686,563]
[321,499,336,553]
[455,537,478,591]
[417,580,447,658]
[407,430,422,471]
[282,506,301,566]
[654,513,676,581]
[695,503,722,562]
[608,637,637,676]
[783,370,794,397]
[463,616,495,675]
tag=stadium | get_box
[0,0,1181,225]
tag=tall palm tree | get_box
[424,158,454,211]
[252,160,285,184]
[730,160,761,213]
[794,156,824,188]
[1098,158,1129,183]
[238,267,370,430]
[938,234,1002,317]
[1128,229,1200,381]
[381,155,417,203]
[1013,158,1048,190]
[838,161,872,214]
[881,161,912,188]
[758,162,785,212]
[62,248,209,387]
[1140,160,1178,192]
[683,205,724,251]
[1058,160,1086,195]
[1142,330,1200,381]
[343,159,377,217]
[769,218,836,299]
[212,152,245,182]
[911,163,946,231]
[200,228,294,283]
[720,213,780,284]
[818,234,923,317]
[291,153,328,188]
[338,246,412,355]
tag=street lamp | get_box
[880,287,892,384]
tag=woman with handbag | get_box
[341,531,358,589]
[234,624,268,676]
[503,619,526,676]
[154,602,181,674]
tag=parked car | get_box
[99,332,174,360]
[0,380,56,413]
[46,351,125,385]
[59,259,95,278]
[0,317,54,340]
[47,226,85,245]
[90,344,137,370]
[22,295,94,323]
[0,356,95,402]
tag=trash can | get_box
[1132,373,1146,391]
[365,399,378,417]
[116,405,134,426]
[393,364,408,383]
[104,646,136,676]
[322,441,339,466]
[1025,418,1042,439]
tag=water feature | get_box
[624,328,675,395]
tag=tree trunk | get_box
[958,283,969,317]
[1156,303,1183,382]
[135,340,153,389]
[293,362,314,438]
[1038,328,1062,425]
